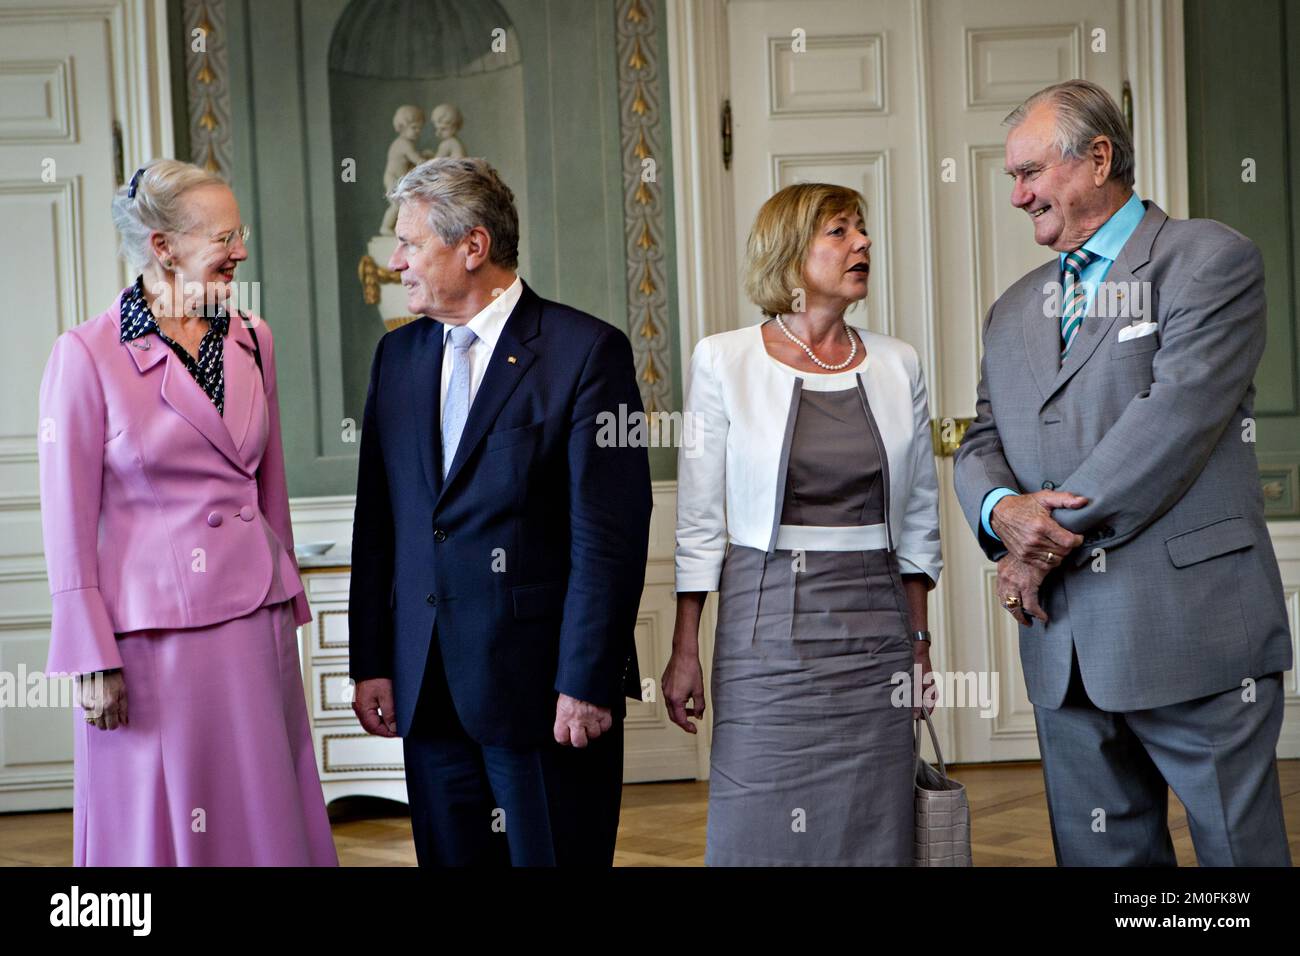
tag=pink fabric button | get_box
[207,511,223,527]
[239,505,256,522]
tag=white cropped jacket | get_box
[674,323,943,592]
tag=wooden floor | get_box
[3,760,1298,866]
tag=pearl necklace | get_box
[774,315,858,371]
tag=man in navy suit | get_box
[348,158,652,866]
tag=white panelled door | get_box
[725,0,1123,763]
[924,0,1121,762]
[728,0,928,347]
[0,0,169,811]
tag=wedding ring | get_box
[84,715,97,723]
[1002,595,1022,610]
[1045,551,1057,563]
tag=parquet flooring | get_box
[3,761,1297,866]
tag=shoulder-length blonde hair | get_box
[742,183,867,318]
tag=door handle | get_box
[112,120,125,187]
[930,417,973,457]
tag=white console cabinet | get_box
[299,567,409,805]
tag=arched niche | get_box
[327,0,529,344]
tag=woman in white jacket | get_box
[662,183,942,865]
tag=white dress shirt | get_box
[439,276,523,417]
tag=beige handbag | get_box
[914,709,972,866]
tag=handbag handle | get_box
[914,708,949,780]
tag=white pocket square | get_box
[1117,321,1158,343]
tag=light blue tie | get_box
[1060,248,1095,357]
[441,325,478,477]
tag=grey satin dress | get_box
[706,376,916,866]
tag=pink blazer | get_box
[39,292,311,676]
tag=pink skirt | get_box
[72,601,338,866]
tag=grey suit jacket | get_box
[954,200,1291,711]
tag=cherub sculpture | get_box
[379,104,434,235]
[431,103,467,159]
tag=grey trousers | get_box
[1033,650,1291,866]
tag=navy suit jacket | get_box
[348,281,653,746]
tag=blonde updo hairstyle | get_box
[110,158,227,273]
[742,182,868,318]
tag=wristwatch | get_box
[911,630,931,644]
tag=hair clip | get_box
[127,167,146,199]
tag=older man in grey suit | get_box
[955,80,1292,866]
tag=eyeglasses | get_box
[194,224,251,249]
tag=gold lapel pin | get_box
[507,355,518,364]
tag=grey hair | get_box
[388,157,519,269]
[110,158,227,273]
[1003,79,1135,188]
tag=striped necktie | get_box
[1060,248,1095,357]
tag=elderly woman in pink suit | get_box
[38,159,337,866]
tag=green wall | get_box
[217,0,681,496]
[1186,0,1300,517]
